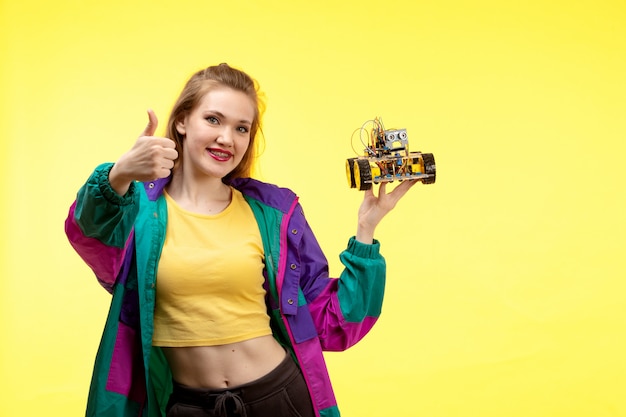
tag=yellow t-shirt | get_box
[152,188,271,347]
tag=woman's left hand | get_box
[356,180,418,244]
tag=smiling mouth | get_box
[207,148,233,161]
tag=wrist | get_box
[355,224,375,244]
[108,163,132,196]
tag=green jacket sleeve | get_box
[65,163,139,291]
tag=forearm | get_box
[307,237,386,351]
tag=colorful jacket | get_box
[65,163,387,417]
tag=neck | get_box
[167,168,232,215]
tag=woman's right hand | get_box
[109,109,179,196]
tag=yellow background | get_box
[1,0,625,416]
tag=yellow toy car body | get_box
[346,119,436,190]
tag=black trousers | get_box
[166,353,315,417]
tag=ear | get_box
[175,118,186,135]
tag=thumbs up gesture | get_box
[109,110,179,196]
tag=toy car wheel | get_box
[354,159,372,191]
[422,153,436,184]
[346,158,357,188]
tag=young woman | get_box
[65,63,417,417]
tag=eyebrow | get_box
[207,110,252,126]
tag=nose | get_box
[216,127,234,147]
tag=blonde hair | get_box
[166,63,265,180]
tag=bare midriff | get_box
[161,335,287,389]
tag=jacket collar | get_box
[142,175,298,214]
[143,176,171,201]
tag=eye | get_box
[238,126,250,134]
[206,116,219,124]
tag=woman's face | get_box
[176,87,255,180]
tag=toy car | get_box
[346,118,436,190]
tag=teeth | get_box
[210,150,230,157]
